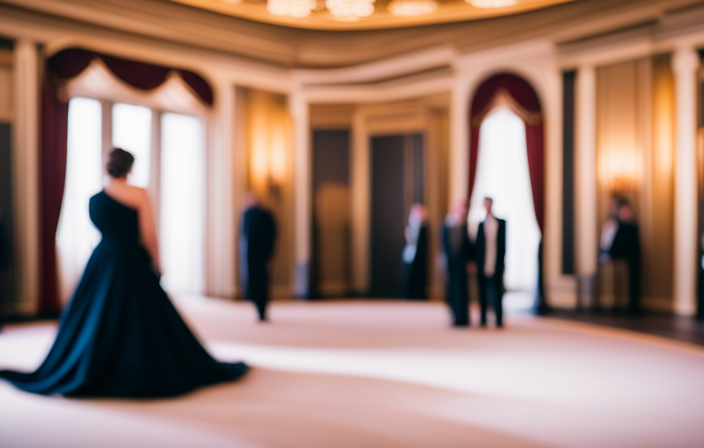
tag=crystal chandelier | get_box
[469,0,517,7]
[388,0,437,16]
[325,0,376,20]
[267,0,317,17]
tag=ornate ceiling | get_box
[168,0,576,30]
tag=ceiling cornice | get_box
[1,0,703,69]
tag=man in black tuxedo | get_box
[442,200,472,326]
[239,192,277,322]
[474,197,506,327]
[600,198,640,315]
[401,203,429,300]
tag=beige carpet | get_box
[1,298,703,448]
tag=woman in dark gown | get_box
[0,148,248,398]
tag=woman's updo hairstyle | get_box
[107,147,134,179]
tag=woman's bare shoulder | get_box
[104,183,150,209]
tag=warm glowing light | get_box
[469,0,517,8]
[326,0,375,19]
[267,0,317,18]
[388,0,437,16]
[598,142,642,193]
[248,91,290,198]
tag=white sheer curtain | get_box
[112,103,152,188]
[468,107,541,299]
[56,98,103,305]
[159,113,205,295]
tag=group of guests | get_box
[443,197,506,327]
[400,197,507,328]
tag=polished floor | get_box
[548,309,704,347]
[1,298,703,448]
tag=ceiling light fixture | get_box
[469,0,517,8]
[267,0,317,17]
[388,0,437,16]
[326,0,376,20]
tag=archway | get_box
[467,73,546,313]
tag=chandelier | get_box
[469,0,517,7]
[325,0,376,20]
[263,0,517,20]
[388,0,437,16]
[267,0,317,17]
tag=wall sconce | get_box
[249,91,289,201]
[598,143,642,194]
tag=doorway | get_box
[311,129,351,298]
[370,133,423,297]
[468,107,541,311]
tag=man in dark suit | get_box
[239,192,277,322]
[600,198,640,315]
[474,197,506,328]
[401,203,429,300]
[442,200,472,326]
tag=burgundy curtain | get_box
[47,48,214,105]
[38,48,214,315]
[39,80,69,315]
[467,73,547,313]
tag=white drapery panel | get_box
[56,98,103,305]
[468,107,541,294]
[160,113,206,295]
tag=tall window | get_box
[56,100,206,304]
[469,107,541,310]
[56,98,102,303]
[112,103,152,188]
[160,113,205,295]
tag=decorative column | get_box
[449,76,469,208]
[13,39,40,314]
[672,46,699,316]
[290,89,311,297]
[575,64,598,308]
[350,110,370,294]
[204,80,237,298]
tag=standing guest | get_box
[401,203,429,300]
[442,200,472,326]
[474,197,506,328]
[240,192,277,322]
[599,197,641,315]
[0,148,248,397]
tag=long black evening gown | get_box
[0,191,248,398]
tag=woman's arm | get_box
[138,190,161,275]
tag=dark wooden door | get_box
[0,123,14,317]
[370,134,423,297]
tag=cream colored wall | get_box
[649,54,676,309]
[595,57,676,312]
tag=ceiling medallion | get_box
[267,0,317,17]
[388,0,438,17]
